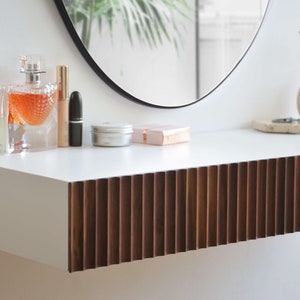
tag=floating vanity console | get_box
[0,129,300,272]
[69,155,300,272]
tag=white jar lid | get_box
[91,122,133,134]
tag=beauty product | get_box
[69,91,83,146]
[132,124,165,144]
[56,65,69,147]
[0,86,8,153]
[91,122,133,147]
[132,124,190,145]
[147,126,190,145]
[7,55,57,152]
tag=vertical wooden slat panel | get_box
[165,171,176,254]
[285,157,295,234]
[276,158,285,235]
[69,182,84,272]
[237,162,247,242]
[257,160,267,238]
[227,164,238,244]
[295,157,300,231]
[96,179,108,267]
[176,169,187,253]
[83,180,96,270]
[120,176,131,263]
[68,155,300,272]
[217,164,228,245]
[266,159,276,236]
[247,161,257,240]
[187,168,197,250]
[197,167,208,248]
[108,177,120,265]
[143,173,154,259]
[207,166,218,247]
[154,172,165,256]
[132,175,143,261]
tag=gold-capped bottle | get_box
[7,55,57,152]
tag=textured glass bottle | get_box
[7,55,57,152]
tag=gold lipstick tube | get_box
[56,65,69,147]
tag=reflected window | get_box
[198,0,269,97]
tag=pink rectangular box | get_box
[132,125,190,145]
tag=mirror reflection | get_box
[58,0,269,107]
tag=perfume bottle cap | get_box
[20,55,45,73]
[69,91,83,121]
[19,55,45,84]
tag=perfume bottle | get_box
[0,86,8,153]
[7,55,57,152]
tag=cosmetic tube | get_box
[69,91,83,146]
[56,65,69,147]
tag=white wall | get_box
[1,0,300,299]
[1,233,300,300]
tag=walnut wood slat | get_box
[154,172,165,257]
[207,166,218,247]
[143,174,154,259]
[266,159,276,236]
[217,164,228,246]
[95,179,108,267]
[295,157,300,231]
[237,162,247,242]
[69,182,84,272]
[285,157,295,234]
[83,180,96,270]
[120,176,131,263]
[186,168,197,250]
[176,169,187,252]
[69,156,300,272]
[197,167,208,248]
[107,177,120,265]
[227,163,238,244]
[256,160,267,239]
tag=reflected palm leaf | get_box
[63,0,190,50]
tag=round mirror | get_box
[54,0,269,108]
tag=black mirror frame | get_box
[53,0,269,109]
[54,0,201,108]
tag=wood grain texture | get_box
[69,156,300,272]
[256,160,267,238]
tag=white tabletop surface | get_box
[0,129,300,182]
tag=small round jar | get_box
[91,122,133,147]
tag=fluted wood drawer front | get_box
[68,156,300,272]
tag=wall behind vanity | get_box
[1,0,300,299]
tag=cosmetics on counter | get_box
[132,124,190,145]
[57,66,83,147]
[56,65,69,147]
[0,56,86,153]
[0,55,191,153]
[90,123,190,147]
[91,122,133,147]
[69,91,83,146]
[5,55,57,153]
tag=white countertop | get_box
[1,129,300,182]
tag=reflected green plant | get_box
[63,0,190,51]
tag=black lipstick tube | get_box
[69,91,83,146]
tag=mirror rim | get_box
[54,0,269,109]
